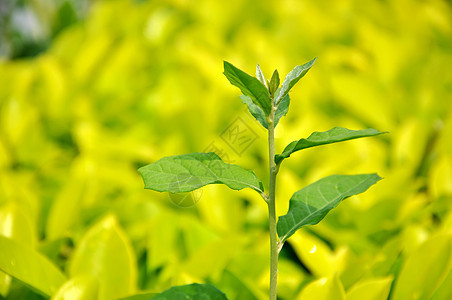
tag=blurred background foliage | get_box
[0,0,451,299]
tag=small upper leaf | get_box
[138,152,264,194]
[239,95,268,128]
[275,127,386,165]
[255,63,267,88]
[274,92,290,127]
[275,57,316,105]
[224,61,271,115]
[269,69,280,97]
[277,174,381,243]
[152,283,228,300]
[240,92,289,129]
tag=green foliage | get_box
[0,0,451,299]
[277,174,382,243]
[139,57,383,299]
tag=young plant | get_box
[138,58,385,299]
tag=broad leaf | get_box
[69,215,137,300]
[223,61,271,115]
[152,283,228,300]
[277,174,381,243]
[138,152,264,194]
[0,235,66,297]
[255,64,267,88]
[239,95,268,128]
[275,57,316,105]
[275,127,385,164]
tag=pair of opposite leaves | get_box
[138,59,385,244]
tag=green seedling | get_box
[138,58,386,299]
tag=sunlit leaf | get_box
[431,261,452,299]
[152,283,228,300]
[52,275,99,300]
[0,235,66,297]
[274,57,316,105]
[346,277,393,300]
[138,152,264,194]
[296,274,345,300]
[277,174,382,243]
[275,127,385,164]
[0,203,38,297]
[223,61,271,115]
[288,230,335,277]
[392,234,452,300]
[69,215,137,300]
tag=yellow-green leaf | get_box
[346,277,393,300]
[69,215,137,300]
[297,274,345,300]
[392,234,452,300]
[0,235,66,297]
[52,275,99,300]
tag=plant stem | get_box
[268,106,279,300]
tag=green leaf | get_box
[269,69,280,96]
[274,57,316,105]
[0,235,66,297]
[277,174,381,243]
[138,152,264,194]
[275,127,385,165]
[239,95,268,128]
[255,63,267,88]
[152,283,228,300]
[223,61,271,115]
[69,215,137,300]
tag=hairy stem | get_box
[268,106,279,300]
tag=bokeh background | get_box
[1,0,452,299]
